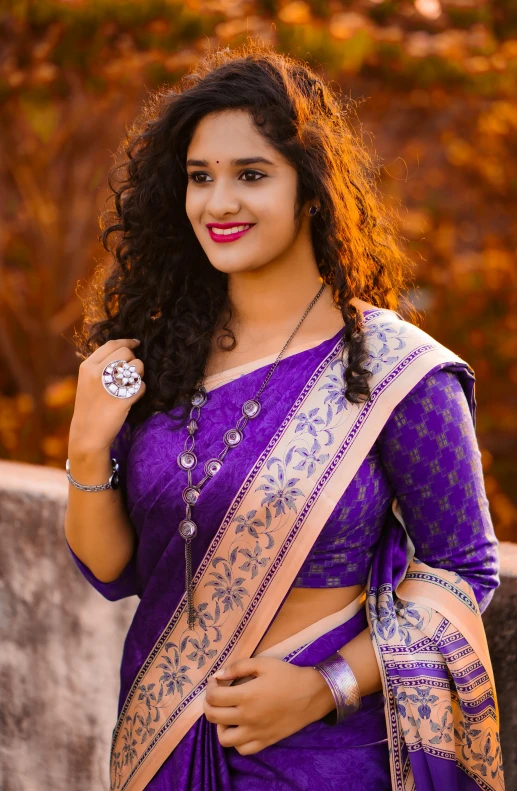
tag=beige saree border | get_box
[109,309,471,791]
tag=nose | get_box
[204,177,240,218]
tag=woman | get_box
[64,42,504,790]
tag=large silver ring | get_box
[101,358,142,399]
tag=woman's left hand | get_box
[202,656,335,755]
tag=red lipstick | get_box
[206,222,256,244]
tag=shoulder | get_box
[401,364,470,409]
[380,364,476,448]
[361,306,453,355]
[359,307,427,361]
[355,309,476,418]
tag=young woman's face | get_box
[185,109,312,275]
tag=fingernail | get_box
[132,338,141,343]
[213,668,225,679]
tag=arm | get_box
[376,365,500,613]
[65,419,140,601]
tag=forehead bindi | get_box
[185,155,277,168]
[186,112,278,169]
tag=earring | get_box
[309,204,320,216]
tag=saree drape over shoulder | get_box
[67,308,503,791]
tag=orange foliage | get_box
[0,0,515,539]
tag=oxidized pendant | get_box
[182,486,200,505]
[178,518,198,539]
[224,428,243,447]
[191,389,207,408]
[204,458,223,477]
[178,450,197,470]
[242,399,261,418]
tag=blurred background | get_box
[0,1,516,534]
[1,3,517,789]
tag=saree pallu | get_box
[109,308,504,791]
[367,499,503,790]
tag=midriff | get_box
[252,584,364,655]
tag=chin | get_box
[206,257,271,275]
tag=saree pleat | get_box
[148,605,391,791]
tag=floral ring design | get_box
[101,358,142,399]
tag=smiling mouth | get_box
[207,224,255,242]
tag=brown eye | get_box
[187,173,208,184]
[240,170,265,182]
[187,170,265,184]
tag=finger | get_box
[213,658,262,682]
[85,338,141,367]
[205,680,247,707]
[236,740,263,756]
[216,723,249,749]
[203,701,243,726]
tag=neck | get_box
[224,245,332,342]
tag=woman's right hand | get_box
[68,338,146,456]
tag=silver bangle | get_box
[313,651,362,725]
[65,457,120,492]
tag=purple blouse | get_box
[67,315,500,616]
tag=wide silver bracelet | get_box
[313,651,362,725]
[65,457,120,492]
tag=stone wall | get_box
[0,459,515,790]
[0,460,137,791]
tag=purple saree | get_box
[66,308,503,791]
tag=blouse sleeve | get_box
[376,365,500,614]
[66,418,140,602]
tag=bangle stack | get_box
[313,651,362,726]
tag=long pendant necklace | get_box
[177,282,326,629]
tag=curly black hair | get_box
[75,39,417,432]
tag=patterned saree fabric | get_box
[65,308,503,791]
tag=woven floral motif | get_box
[367,515,503,791]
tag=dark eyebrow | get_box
[185,156,276,167]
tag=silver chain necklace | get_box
[177,282,326,629]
